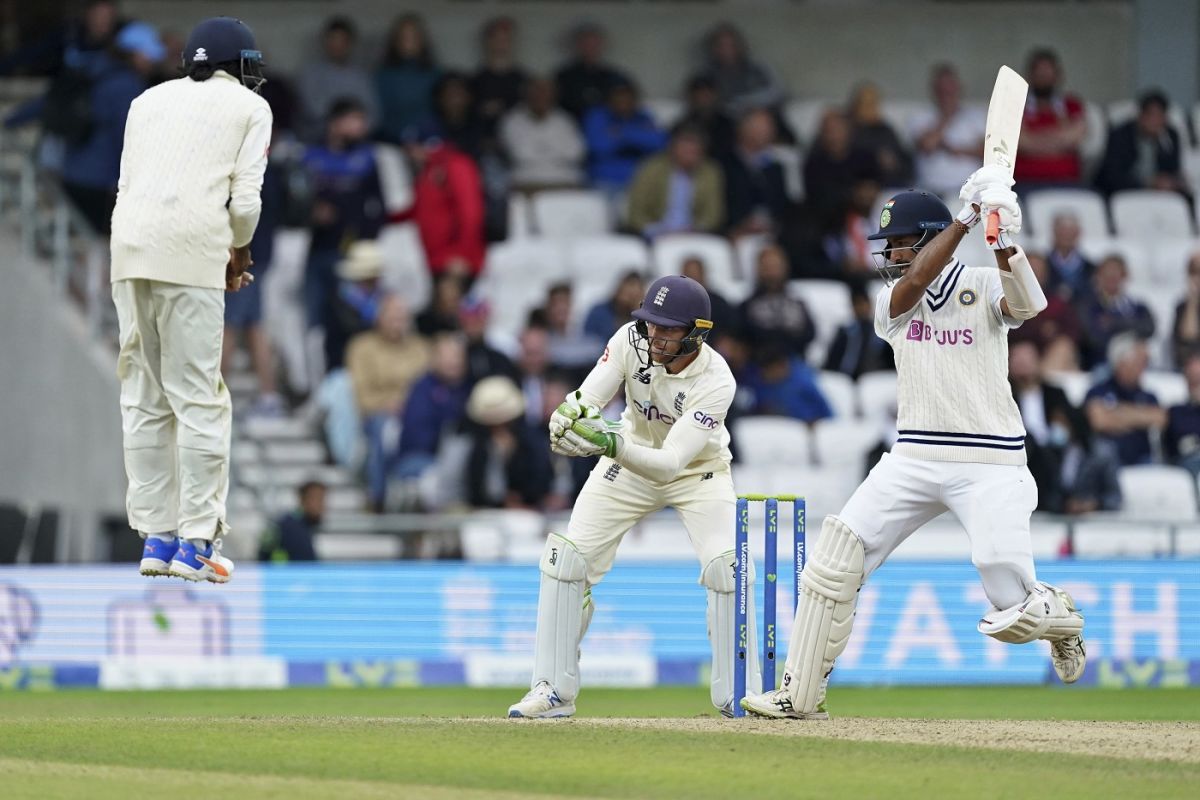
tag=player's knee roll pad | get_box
[702,551,761,709]
[782,516,865,713]
[540,533,588,583]
[533,534,589,701]
[978,581,1084,645]
[699,551,754,593]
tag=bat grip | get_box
[985,210,1001,245]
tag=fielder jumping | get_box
[742,174,1086,719]
[507,275,760,718]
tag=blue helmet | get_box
[629,275,714,367]
[183,17,265,92]
[867,190,952,283]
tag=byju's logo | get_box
[0,584,38,666]
[905,320,974,346]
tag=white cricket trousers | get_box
[112,279,231,540]
[837,452,1038,610]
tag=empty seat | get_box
[732,416,811,465]
[1141,370,1189,407]
[241,416,314,441]
[771,144,804,201]
[262,440,326,465]
[478,239,568,337]
[784,99,829,148]
[811,418,879,468]
[1070,519,1173,558]
[377,223,431,310]
[651,233,741,301]
[531,189,611,238]
[314,533,403,560]
[1026,189,1109,245]
[857,371,898,423]
[789,280,854,364]
[1077,237,1152,281]
[1117,465,1197,520]
[815,370,857,419]
[1111,190,1193,239]
[643,97,684,129]
[1080,101,1108,165]
[1149,237,1198,283]
[1044,370,1092,407]
[507,192,532,239]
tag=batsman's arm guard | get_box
[998,246,1047,321]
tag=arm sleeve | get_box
[575,328,629,408]
[229,104,274,247]
[615,380,733,484]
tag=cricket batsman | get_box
[742,176,1086,719]
[507,275,761,718]
[112,17,271,583]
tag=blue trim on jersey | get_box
[924,261,964,302]
[925,263,966,312]
[896,437,1026,451]
[897,429,1026,442]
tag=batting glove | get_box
[568,416,624,459]
[959,164,1015,207]
[980,184,1023,249]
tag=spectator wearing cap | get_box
[722,109,791,238]
[1014,48,1088,188]
[1163,353,1200,477]
[1095,89,1189,199]
[582,79,666,192]
[554,22,630,121]
[260,481,325,561]
[298,17,378,142]
[678,75,736,161]
[1084,333,1166,467]
[1075,254,1155,369]
[390,124,486,279]
[909,63,986,197]
[500,76,586,191]
[471,17,529,144]
[393,332,470,481]
[464,376,551,509]
[59,21,165,234]
[583,271,645,341]
[376,13,440,144]
[327,241,388,371]
[626,123,724,240]
[823,284,895,379]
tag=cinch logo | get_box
[692,410,719,429]
[633,399,675,425]
[905,320,974,346]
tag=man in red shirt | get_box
[392,124,486,279]
[1014,49,1088,187]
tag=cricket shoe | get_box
[139,536,179,577]
[1051,634,1087,684]
[740,688,829,720]
[168,539,234,584]
[507,681,575,719]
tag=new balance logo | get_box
[700,472,714,481]
[604,463,622,482]
[633,367,651,384]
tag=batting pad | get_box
[532,534,588,701]
[702,553,761,710]
[781,516,864,713]
[978,581,1084,644]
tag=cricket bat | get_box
[982,65,1029,246]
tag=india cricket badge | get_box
[958,288,977,306]
[880,199,894,228]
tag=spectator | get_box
[393,332,470,479]
[814,175,879,283]
[1009,341,1119,514]
[516,326,553,426]
[723,108,790,238]
[298,17,377,142]
[327,241,388,371]
[346,295,431,508]
[1014,48,1088,188]
[500,76,586,191]
[679,75,736,161]
[823,284,895,379]
[681,256,735,334]
[1009,252,1085,372]
[698,22,786,122]
[303,98,386,334]
[583,271,646,340]
[582,79,666,193]
[536,282,603,377]
[0,0,122,77]
[1172,252,1200,368]
[847,82,913,187]
[744,343,833,422]
[460,295,518,384]
[1163,353,1200,477]
[1045,213,1094,300]
[555,22,629,121]
[259,481,325,562]
[391,124,486,279]
[1084,333,1166,467]
[1075,254,1155,369]
[432,71,485,158]
[909,63,985,196]
[464,376,550,509]
[626,123,724,239]
[739,244,816,357]
[375,13,440,144]
[417,273,465,336]
[803,109,879,234]
[540,370,594,509]
[471,17,528,143]
[60,22,164,234]
[1095,89,1189,199]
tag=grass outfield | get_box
[1,687,1197,799]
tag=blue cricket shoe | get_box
[139,535,179,577]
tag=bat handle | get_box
[985,210,1001,246]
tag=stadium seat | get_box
[1106,99,1190,135]
[1117,465,1197,520]
[643,97,683,129]
[530,189,612,238]
[1111,190,1194,240]
[789,280,854,364]
[1080,101,1109,166]
[1070,519,1173,558]
[1141,370,1189,407]
[1026,189,1110,246]
[314,533,403,560]
[564,234,650,322]
[651,233,741,301]
[857,371,898,423]
[373,143,413,212]
[732,416,812,465]
[815,370,858,419]
[1175,524,1200,557]
[880,100,924,146]
[1149,237,1198,283]
[1078,237,1153,282]
[377,223,431,311]
[1043,370,1091,407]
[771,144,804,201]
[784,99,829,148]
[478,239,569,338]
[261,440,326,466]
[507,193,532,239]
[811,418,879,468]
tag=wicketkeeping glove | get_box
[568,415,624,459]
[549,391,596,441]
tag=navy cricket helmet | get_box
[867,190,952,283]
[629,275,713,367]
[183,17,265,92]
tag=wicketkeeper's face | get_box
[644,323,688,362]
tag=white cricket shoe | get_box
[168,539,234,584]
[740,688,829,720]
[507,681,575,719]
[1051,634,1087,684]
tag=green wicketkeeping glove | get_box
[569,416,623,459]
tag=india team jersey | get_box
[580,322,735,479]
[875,258,1028,466]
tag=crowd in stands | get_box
[6,2,1200,525]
